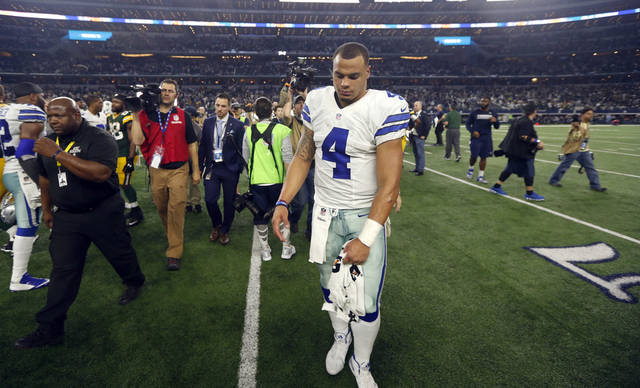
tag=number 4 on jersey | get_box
[322,127,350,180]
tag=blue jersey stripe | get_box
[19,109,45,115]
[303,103,310,115]
[375,123,407,137]
[302,111,311,123]
[382,112,410,125]
[18,115,46,121]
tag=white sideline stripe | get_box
[404,159,640,246]
[238,254,262,388]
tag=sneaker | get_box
[524,192,545,201]
[194,204,202,213]
[15,328,64,349]
[1,241,13,253]
[118,284,142,305]
[261,249,272,262]
[591,187,607,192]
[490,186,508,196]
[466,169,474,179]
[549,182,562,187]
[455,155,461,162]
[9,272,50,292]
[443,156,451,161]
[126,207,144,227]
[477,177,488,184]
[281,244,296,260]
[349,355,378,388]
[167,258,181,271]
[326,330,352,375]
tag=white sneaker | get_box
[477,177,488,184]
[261,249,272,262]
[9,272,50,292]
[349,356,378,388]
[466,169,474,179]
[281,244,296,260]
[325,330,352,375]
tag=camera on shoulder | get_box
[116,84,162,112]
[287,57,317,92]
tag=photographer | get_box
[242,97,295,262]
[131,79,200,271]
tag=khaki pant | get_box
[149,164,188,258]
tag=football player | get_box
[0,82,49,291]
[272,42,406,388]
[82,95,106,129]
[107,95,143,226]
[465,97,499,183]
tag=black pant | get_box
[36,194,145,333]
[204,168,240,234]
[435,121,445,145]
[250,184,282,225]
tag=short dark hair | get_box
[85,94,101,106]
[333,42,369,66]
[254,97,272,120]
[294,95,305,105]
[216,93,231,104]
[14,82,42,98]
[160,78,179,92]
[523,101,537,115]
[581,107,594,114]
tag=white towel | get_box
[322,242,366,323]
[308,204,336,264]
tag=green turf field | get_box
[1,125,639,387]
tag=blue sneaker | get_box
[524,192,545,201]
[490,187,508,196]
[466,168,474,179]
[9,272,50,292]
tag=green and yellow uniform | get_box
[107,111,138,185]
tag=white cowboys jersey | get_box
[82,110,107,129]
[303,86,409,209]
[0,103,46,175]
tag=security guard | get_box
[15,97,145,349]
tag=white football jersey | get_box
[82,110,107,129]
[0,103,46,174]
[303,86,409,209]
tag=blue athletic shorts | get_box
[469,136,493,158]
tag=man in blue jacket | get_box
[199,93,246,245]
[466,97,499,184]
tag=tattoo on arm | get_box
[295,129,316,162]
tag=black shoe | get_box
[127,207,144,227]
[409,169,417,173]
[118,284,143,305]
[415,171,424,176]
[549,182,562,187]
[1,241,13,253]
[455,155,461,162]
[194,204,202,213]
[591,187,607,192]
[167,258,181,271]
[185,205,193,213]
[15,328,64,349]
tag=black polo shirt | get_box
[38,119,120,212]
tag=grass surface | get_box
[1,125,639,387]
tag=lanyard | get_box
[55,137,76,167]
[157,108,174,142]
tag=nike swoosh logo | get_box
[401,107,407,112]
[357,214,369,218]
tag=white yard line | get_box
[237,254,263,388]
[404,159,640,246]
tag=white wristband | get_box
[358,218,383,247]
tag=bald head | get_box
[47,97,82,136]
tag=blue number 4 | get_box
[322,127,350,179]
[0,119,14,157]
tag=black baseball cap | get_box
[14,82,43,98]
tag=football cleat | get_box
[466,169,474,179]
[281,245,296,260]
[10,272,50,292]
[524,192,545,201]
[261,249,272,262]
[349,355,378,388]
[326,330,352,375]
[476,177,488,184]
[1,241,13,253]
[490,187,508,196]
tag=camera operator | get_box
[131,79,200,271]
[242,97,295,262]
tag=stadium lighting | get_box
[121,53,153,57]
[400,56,428,60]
[170,55,206,59]
[0,8,638,30]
